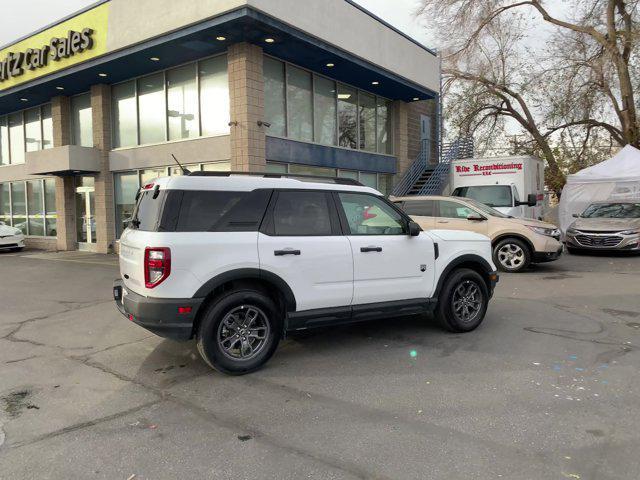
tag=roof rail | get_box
[186,171,364,186]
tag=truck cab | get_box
[451,184,538,219]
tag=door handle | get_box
[436,220,449,224]
[274,249,301,256]
[360,246,382,253]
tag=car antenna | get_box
[171,154,191,175]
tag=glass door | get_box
[75,177,96,249]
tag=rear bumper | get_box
[532,246,563,263]
[113,279,203,341]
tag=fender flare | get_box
[433,254,494,298]
[492,233,536,256]
[193,268,297,312]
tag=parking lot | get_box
[0,250,639,479]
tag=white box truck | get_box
[450,156,545,219]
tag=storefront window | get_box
[114,172,139,238]
[11,182,26,234]
[0,117,8,166]
[378,174,394,196]
[359,172,377,189]
[71,93,93,147]
[287,66,313,142]
[266,162,288,174]
[314,75,336,146]
[27,180,44,236]
[112,81,138,148]
[288,164,336,177]
[44,178,57,236]
[42,105,53,150]
[0,183,10,225]
[167,64,199,141]
[201,162,230,172]
[140,168,165,185]
[138,73,166,145]
[338,85,358,149]
[338,170,359,180]
[264,57,286,137]
[25,108,42,152]
[9,113,25,164]
[199,55,230,137]
[359,92,376,152]
[377,98,393,154]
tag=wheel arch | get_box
[191,268,297,338]
[434,254,494,299]
[492,233,535,255]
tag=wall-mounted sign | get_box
[0,29,95,83]
[0,2,109,92]
[455,162,524,177]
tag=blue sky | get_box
[0,0,432,48]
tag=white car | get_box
[0,221,25,252]
[113,173,499,375]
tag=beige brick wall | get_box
[51,96,77,251]
[91,84,116,254]
[25,237,57,251]
[228,42,266,172]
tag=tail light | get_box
[144,247,171,288]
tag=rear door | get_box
[434,199,489,235]
[336,192,436,305]
[258,190,353,312]
[398,199,437,230]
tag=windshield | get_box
[459,197,510,218]
[581,203,640,219]
[453,186,513,208]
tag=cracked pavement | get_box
[0,250,639,479]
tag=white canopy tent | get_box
[559,145,640,232]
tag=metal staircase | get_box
[392,137,474,197]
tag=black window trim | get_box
[332,191,411,236]
[260,189,342,237]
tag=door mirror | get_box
[408,220,421,237]
[467,214,486,222]
[516,194,537,207]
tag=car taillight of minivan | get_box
[144,247,171,288]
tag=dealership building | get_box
[0,0,440,253]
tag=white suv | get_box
[113,173,499,375]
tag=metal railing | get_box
[391,139,431,196]
[418,137,474,195]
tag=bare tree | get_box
[417,0,639,192]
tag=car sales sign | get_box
[0,2,109,92]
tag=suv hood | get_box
[0,224,21,236]
[570,217,640,232]
[501,217,557,229]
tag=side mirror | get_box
[526,193,537,207]
[408,220,421,237]
[467,214,486,221]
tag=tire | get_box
[435,268,489,333]
[196,289,282,375]
[12,247,24,252]
[493,238,531,272]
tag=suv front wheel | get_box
[196,289,282,375]
[435,268,489,332]
[493,238,531,272]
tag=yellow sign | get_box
[0,2,110,92]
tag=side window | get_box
[174,190,270,232]
[338,193,406,235]
[401,200,435,217]
[273,191,333,236]
[438,200,476,219]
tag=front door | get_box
[75,177,96,250]
[434,199,489,235]
[336,192,436,305]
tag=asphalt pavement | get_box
[0,249,639,480]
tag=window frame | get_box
[110,52,229,150]
[0,103,52,165]
[260,189,343,237]
[333,191,411,236]
[0,178,53,237]
[263,54,395,156]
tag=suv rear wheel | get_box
[196,289,282,375]
[493,238,531,272]
[435,268,489,332]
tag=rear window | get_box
[452,186,513,208]
[398,200,435,217]
[130,189,167,231]
[169,189,271,232]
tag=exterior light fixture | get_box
[20,98,28,102]
[264,38,275,43]
[98,73,108,77]
[150,57,160,61]
[413,97,420,101]
[56,86,64,90]
[371,81,380,86]
[326,63,335,68]
[216,36,226,41]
